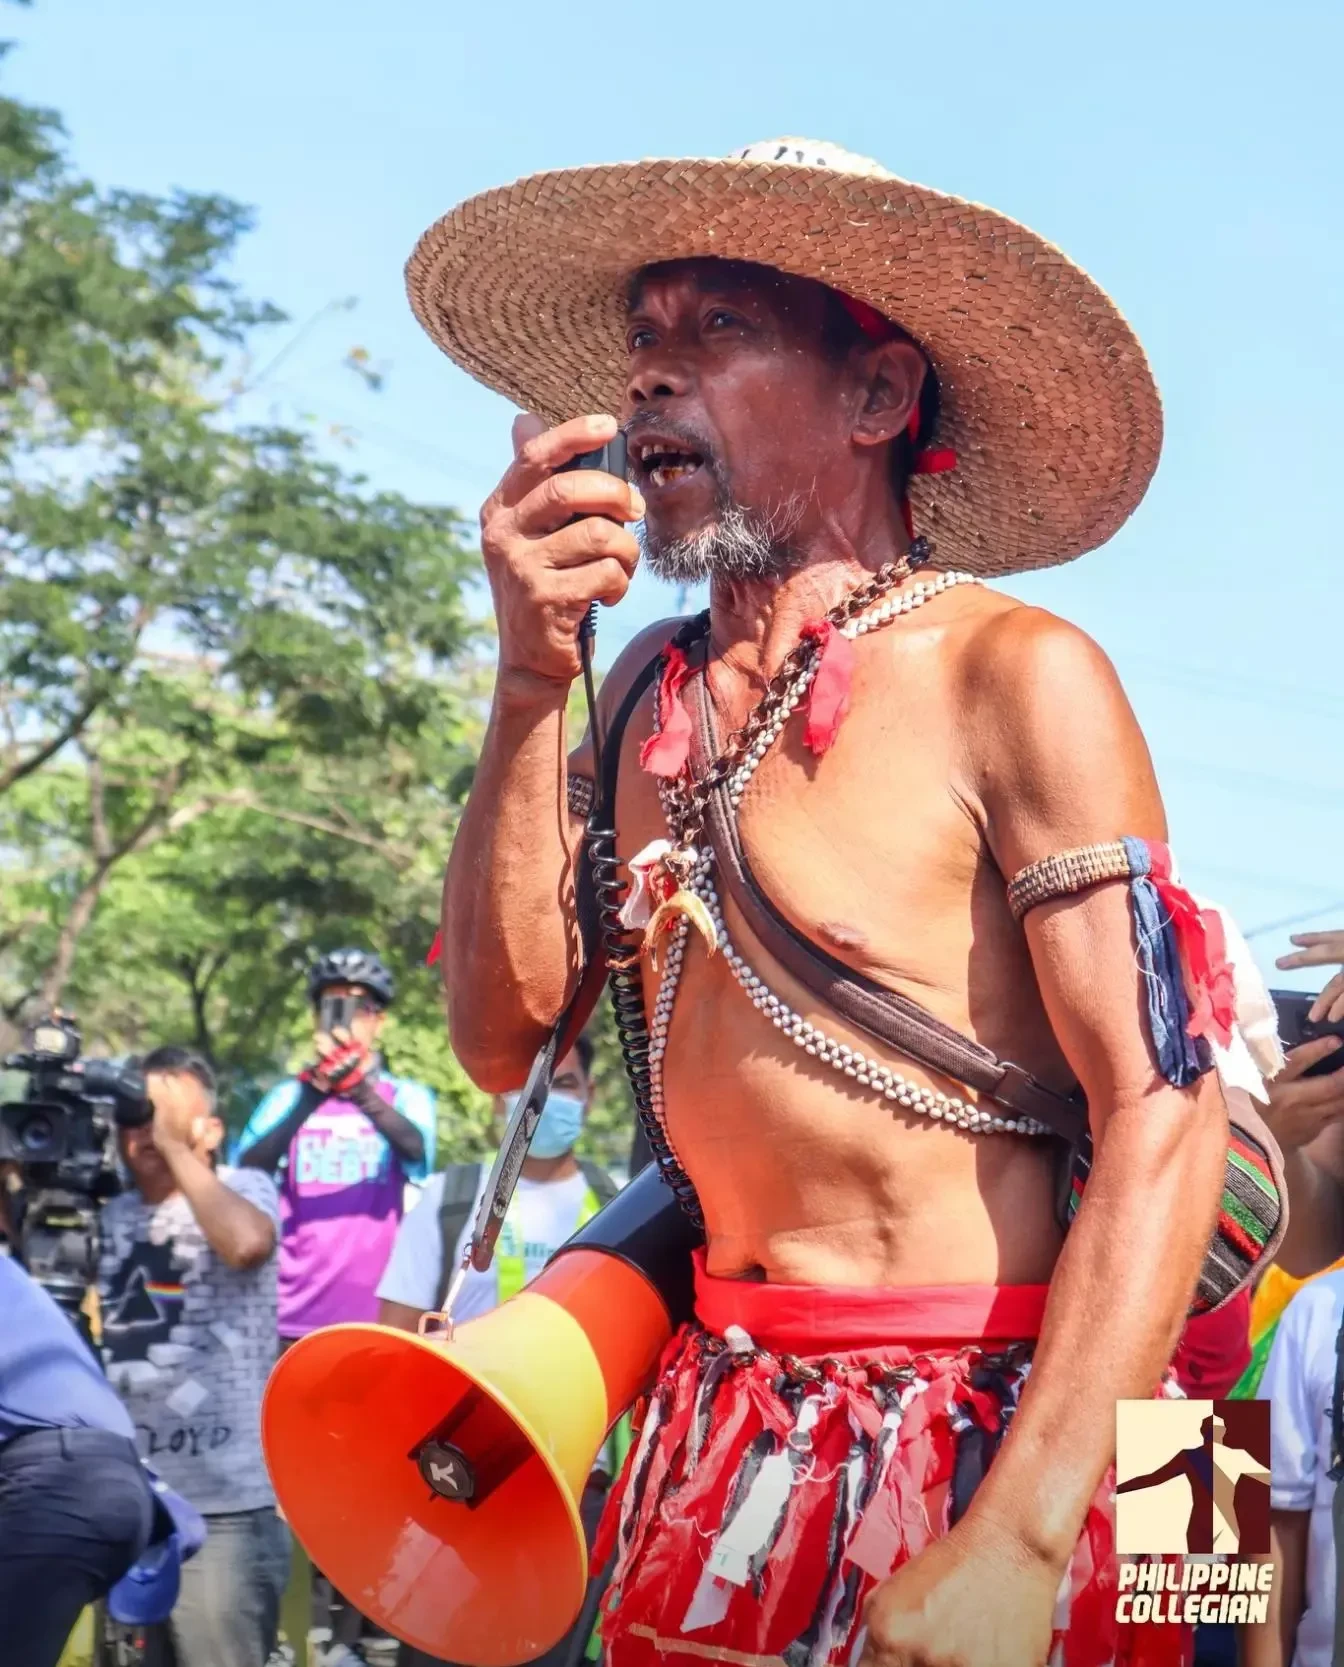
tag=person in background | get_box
[377,1033,612,1329]
[377,1032,622,1667]
[239,949,435,1667]
[1234,929,1344,1398]
[0,1253,158,1667]
[238,948,437,1343]
[98,1047,286,1667]
[1243,1265,1344,1667]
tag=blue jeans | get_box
[162,1506,291,1667]
[0,1426,155,1667]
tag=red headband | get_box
[837,292,956,537]
[837,292,900,342]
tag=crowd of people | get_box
[0,946,626,1667]
[4,130,1344,1667]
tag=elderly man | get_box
[416,140,1280,1666]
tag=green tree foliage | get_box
[0,45,500,1155]
[0,45,639,1170]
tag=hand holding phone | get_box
[1272,990,1344,1079]
[481,415,642,685]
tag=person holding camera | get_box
[237,951,435,1667]
[0,1251,158,1667]
[98,1046,286,1667]
[237,949,436,1344]
[1258,931,1344,1278]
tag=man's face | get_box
[552,1049,591,1110]
[621,259,867,584]
[490,1047,591,1140]
[315,982,386,1050]
[118,1073,221,1197]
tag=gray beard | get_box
[639,494,805,586]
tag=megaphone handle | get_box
[430,1260,470,1334]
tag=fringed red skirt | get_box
[593,1254,1189,1667]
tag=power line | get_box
[1157,755,1344,812]
[1120,654,1344,722]
[1245,901,1344,941]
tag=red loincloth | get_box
[594,1253,1190,1667]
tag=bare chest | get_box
[614,648,999,1005]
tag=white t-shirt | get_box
[376,1167,592,1324]
[1258,1267,1344,1667]
[97,1168,281,1514]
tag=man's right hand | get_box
[1264,1036,1344,1152]
[481,413,644,686]
[307,1027,371,1095]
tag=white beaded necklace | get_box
[644,570,1053,1147]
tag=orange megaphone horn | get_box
[261,1165,700,1666]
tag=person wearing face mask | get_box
[376,1032,614,1330]
[375,1030,621,1667]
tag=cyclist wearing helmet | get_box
[237,949,436,1343]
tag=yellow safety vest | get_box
[495,1184,603,1304]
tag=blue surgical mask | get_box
[506,1091,585,1160]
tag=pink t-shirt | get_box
[241,1075,436,1337]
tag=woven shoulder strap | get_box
[682,647,1086,1143]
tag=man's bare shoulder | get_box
[949,590,1121,710]
[934,588,1163,857]
[600,614,694,712]
[931,590,1134,753]
[568,614,692,774]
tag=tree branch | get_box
[207,790,412,867]
[35,763,190,1010]
[0,690,106,796]
[85,747,110,862]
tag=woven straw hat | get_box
[406,138,1163,575]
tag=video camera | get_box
[1,1014,150,1323]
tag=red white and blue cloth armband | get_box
[1007,837,1240,1090]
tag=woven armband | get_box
[1011,836,1226,1090]
[567,773,595,821]
[1006,842,1134,922]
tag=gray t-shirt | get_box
[97,1166,280,1515]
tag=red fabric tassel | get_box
[900,443,956,541]
[838,293,897,341]
[639,644,694,779]
[912,446,958,475]
[1145,842,1237,1050]
[799,621,855,756]
[595,1320,1186,1667]
[426,930,442,967]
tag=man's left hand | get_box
[858,1518,1060,1667]
[147,1072,207,1155]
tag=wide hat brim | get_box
[406,154,1163,576]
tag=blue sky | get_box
[8,0,1343,983]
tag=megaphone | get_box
[262,1164,700,1666]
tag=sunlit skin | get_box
[442,258,1229,1663]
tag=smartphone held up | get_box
[1272,989,1344,1077]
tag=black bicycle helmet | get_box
[307,948,395,1009]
